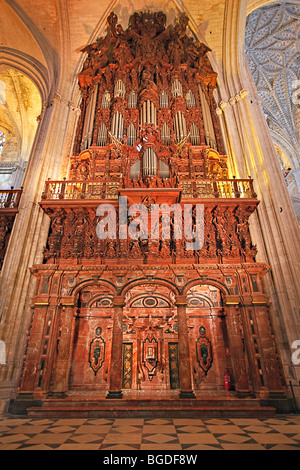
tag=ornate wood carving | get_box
[196,326,213,375]
[89,327,105,375]
[13,11,287,408]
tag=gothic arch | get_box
[0,1,60,100]
[0,50,49,103]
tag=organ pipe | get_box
[143,148,157,176]
[81,84,98,150]
[199,85,216,149]
[140,101,157,125]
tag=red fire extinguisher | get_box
[224,370,231,393]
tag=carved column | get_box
[254,303,286,395]
[176,296,195,398]
[106,297,125,399]
[50,301,76,397]
[225,299,251,396]
[19,305,49,392]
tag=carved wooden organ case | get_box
[13,11,287,405]
[42,11,259,265]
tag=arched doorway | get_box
[68,285,115,392]
[122,284,178,392]
[186,284,233,393]
[68,282,235,396]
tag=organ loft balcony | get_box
[40,174,258,206]
[40,144,258,209]
[38,10,260,265]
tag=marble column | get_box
[50,302,75,397]
[19,305,49,393]
[106,298,125,399]
[176,296,195,399]
[225,300,251,396]
[254,304,286,395]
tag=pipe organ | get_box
[73,10,226,179]
[14,11,288,415]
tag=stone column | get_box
[176,296,195,399]
[50,301,76,397]
[106,297,125,399]
[225,299,250,396]
[0,92,79,393]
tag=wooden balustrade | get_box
[0,188,23,211]
[41,178,257,201]
[0,187,23,269]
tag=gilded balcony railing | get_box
[41,178,257,201]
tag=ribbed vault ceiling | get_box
[245,2,300,167]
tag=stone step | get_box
[27,397,276,418]
[34,398,264,408]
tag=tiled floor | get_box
[0,415,300,450]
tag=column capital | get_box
[113,296,125,308]
[175,295,187,307]
[224,295,240,307]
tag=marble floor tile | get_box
[0,414,299,451]
[0,442,24,450]
[100,444,140,450]
[230,419,268,425]
[74,424,112,434]
[143,424,177,434]
[68,433,106,443]
[54,418,87,426]
[5,425,50,434]
[113,418,144,425]
[142,433,178,444]
[21,444,54,450]
[0,433,30,444]
[217,433,253,443]
[102,433,142,444]
[47,425,78,433]
[268,424,300,433]
[206,424,246,434]
[220,444,266,450]
[177,433,219,444]
[249,433,298,444]
[144,419,172,425]
[24,433,72,444]
[242,425,273,433]
[57,443,101,450]
[182,444,222,450]
[176,425,207,433]
[140,443,182,450]
[173,418,205,426]
[111,425,144,433]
